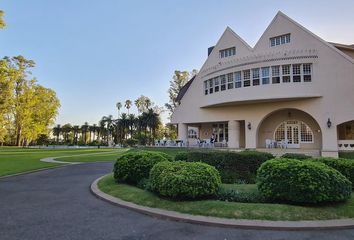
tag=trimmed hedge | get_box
[174,150,274,183]
[312,157,354,188]
[150,161,221,199]
[257,159,352,204]
[113,151,169,185]
[281,153,312,160]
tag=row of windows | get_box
[220,47,236,58]
[203,63,312,95]
[270,33,290,47]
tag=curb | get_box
[91,174,354,231]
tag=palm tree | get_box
[52,124,61,143]
[119,113,128,140]
[145,109,160,144]
[61,123,72,144]
[89,125,96,143]
[116,102,122,118]
[125,99,132,114]
[99,119,106,143]
[81,122,89,144]
[128,114,136,139]
[72,125,80,145]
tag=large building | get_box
[171,11,354,157]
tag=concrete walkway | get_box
[0,162,353,240]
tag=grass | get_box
[0,147,127,176]
[98,174,354,221]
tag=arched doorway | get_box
[257,109,322,149]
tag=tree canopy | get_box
[165,69,198,116]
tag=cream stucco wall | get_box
[171,12,354,157]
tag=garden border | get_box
[91,174,354,231]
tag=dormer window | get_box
[220,47,236,58]
[270,33,290,47]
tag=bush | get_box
[174,152,188,161]
[113,151,169,185]
[150,161,221,199]
[312,157,354,188]
[257,159,352,204]
[216,186,265,203]
[281,153,312,160]
[178,150,274,183]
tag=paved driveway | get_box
[0,162,353,240]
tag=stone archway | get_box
[257,108,322,149]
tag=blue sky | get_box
[1,0,354,125]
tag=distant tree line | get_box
[52,96,176,146]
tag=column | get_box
[321,123,339,158]
[228,120,240,148]
[178,123,188,145]
[245,121,257,149]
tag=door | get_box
[286,124,300,148]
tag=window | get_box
[303,64,312,82]
[274,121,314,143]
[282,65,291,83]
[270,34,291,47]
[220,75,226,91]
[300,122,313,142]
[220,47,236,58]
[214,77,219,92]
[292,64,301,82]
[243,70,251,87]
[188,129,198,139]
[261,67,270,84]
[209,79,213,94]
[252,68,260,86]
[272,66,280,84]
[204,81,208,95]
[235,71,241,88]
[227,73,234,89]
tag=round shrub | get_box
[150,161,221,199]
[257,158,352,204]
[113,151,169,185]
[312,157,354,188]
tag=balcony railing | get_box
[338,140,354,151]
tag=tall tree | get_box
[0,10,5,29]
[134,95,153,113]
[52,124,61,143]
[116,102,122,117]
[165,69,198,116]
[125,100,132,114]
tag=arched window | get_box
[188,129,198,139]
[274,120,313,143]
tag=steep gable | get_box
[199,27,253,74]
[253,11,354,63]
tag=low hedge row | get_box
[257,159,352,204]
[113,151,169,185]
[150,161,221,199]
[174,150,274,183]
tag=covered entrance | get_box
[258,109,322,150]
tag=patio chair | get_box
[265,139,273,148]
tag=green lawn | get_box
[0,147,127,176]
[98,174,354,221]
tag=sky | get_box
[1,0,354,126]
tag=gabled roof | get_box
[175,75,196,103]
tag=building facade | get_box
[171,12,354,157]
